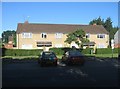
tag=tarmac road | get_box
[2,58,120,88]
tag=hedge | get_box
[49,48,119,54]
[2,48,119,57]
[50,47,80,55]
[95,48,118,54]
[80,48,93,54]
[2,48,43,56]
[49,48,65,55]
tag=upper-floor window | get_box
[86,33,90,38]
[97,34,105,38]
[55,33,63,38]
[22,32,32,38]
[41,33,47,38]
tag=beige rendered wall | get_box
[17,33,109,49]
[88,34,109,48]
[17,33,68,49]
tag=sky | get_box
[1,2,119,37]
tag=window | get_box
[37,41,52,47]
[97,34,105,38]
[97,43,106,48]
[86,33,90,38]
[41,33,47,38]
[55,33,63,38]
[22,32,32,38]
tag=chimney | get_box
[24,21,29,24]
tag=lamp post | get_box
[111,39,114,58]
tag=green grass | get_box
[2,56,39,59]
[85,53,118,58]
[57,53,119,59]
[57,55,63,59]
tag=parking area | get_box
[2,57,120,88]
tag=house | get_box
[16,21,109,49]
[114,29,120,48]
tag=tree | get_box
[103,17,118,46]
[103,17,113,32]
[2,30,16,46]
[89,16,104,25]
[65,29,89,47]
[110,27,119,39]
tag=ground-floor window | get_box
[97,43,106,48]
[36,41,52,47]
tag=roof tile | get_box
[16,23,109,34]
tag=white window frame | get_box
[86,33,90,38]
[97,43,106,48]
[55,33,63,38]
[97,34,105,38]
[22,32,32,38]
[41,33,47,38]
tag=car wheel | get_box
[53,61,57,66]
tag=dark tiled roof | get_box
[16,23,109,34]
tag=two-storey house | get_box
[16,21,109,49]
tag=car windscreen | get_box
[42,52,56,58]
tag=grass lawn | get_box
[57,53,118,59]
[85,53,118,58]
[57,55,63,59]
[2,56,39,59]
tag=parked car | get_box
[61,50,85,65]
[38,51,58,66]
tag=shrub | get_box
[81,48,93,54]
[2,48,119,57]
[81,48,118,54]
[96,48,118,54]
[2,48,43,56]
[50,48,64,55]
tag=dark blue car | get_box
[38,51,58,66]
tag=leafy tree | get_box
[110,27,119,39]
[103,17,118,46]
[103,17,113,32]
[89,16,104,25]
[2,30,16,46]
[65,29,89,47]
[65,32,77,44]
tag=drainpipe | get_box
[17,34,19,49]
